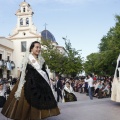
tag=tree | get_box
[63,38,83,77]
[41,37,83,77]
[84,15,120,76]
[84,53,101,75]
[41,38,66,75]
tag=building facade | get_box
[0,1,66,79]
[8,1,41,77]
[0,37,14,78]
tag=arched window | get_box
[26,18,29,25]
[20,18,23,26]
[23,8,25,12]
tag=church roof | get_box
[41,30,56,42]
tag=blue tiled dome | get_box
[41,30,56,42]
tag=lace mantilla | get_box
[114,54,120,82]
[14,51,45,99]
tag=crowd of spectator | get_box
[51,75,112,100]
[0,77,18,107]
[0,75,113,107]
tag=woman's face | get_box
[0,84,3,90]
[66,83,70,88]
[31,43,41,56]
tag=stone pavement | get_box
[0,92,120,120]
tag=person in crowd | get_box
[73,80,79,92]
[81,81,85,93]
[4,82,11,99]
[85,74,94,100]
[78,80,83,93]
[97,81,104,98]
[71,80,75,89]
[1,41,60,120]
[63,81,77,102]
[61,78,65,90]
[55,75,63,102]
[0,82,6,108]
[93,75,97,81]
[50,78,56,92]
[93,80,100,97]
[84,80,88,95]
[108,77,112,97]
[102,82,110,98]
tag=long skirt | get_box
[0,96,6,108]
[111,78,120,102]
[64,92,77,102]
[1,81,60,120]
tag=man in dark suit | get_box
[55,76,63,102]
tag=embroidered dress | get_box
[63,85,77,102]
[1,54,60,120]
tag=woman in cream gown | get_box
[111,54,120,102]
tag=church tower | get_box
[8,1,41,77]
[8,1,40,40]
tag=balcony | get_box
[0,60,15,70]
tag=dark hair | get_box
[29,41,40,52]
[56,74,60,79]
[66,81,70,85]
[88,73,93,77]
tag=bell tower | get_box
[16,1,34,29]
[8,1,41,78]
[8,0,40,40]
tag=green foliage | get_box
[41,38,64,74]
[41,37,83,77]
[84,15,120,76]
[63,39,83,77]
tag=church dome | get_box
[41,30,56,42]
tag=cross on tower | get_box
[44,23,48,30]
[44,23,48,39]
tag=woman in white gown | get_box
[111,54,120,102]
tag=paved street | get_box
[0,92,120,120]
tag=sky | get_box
[0,0,120,60]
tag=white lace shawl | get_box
[14,51,45,99]
[114,54,120,82]
[63,85,74,95]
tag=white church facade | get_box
[8,1,41,78]
[0,37,14,78]
[0,1,66,79]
